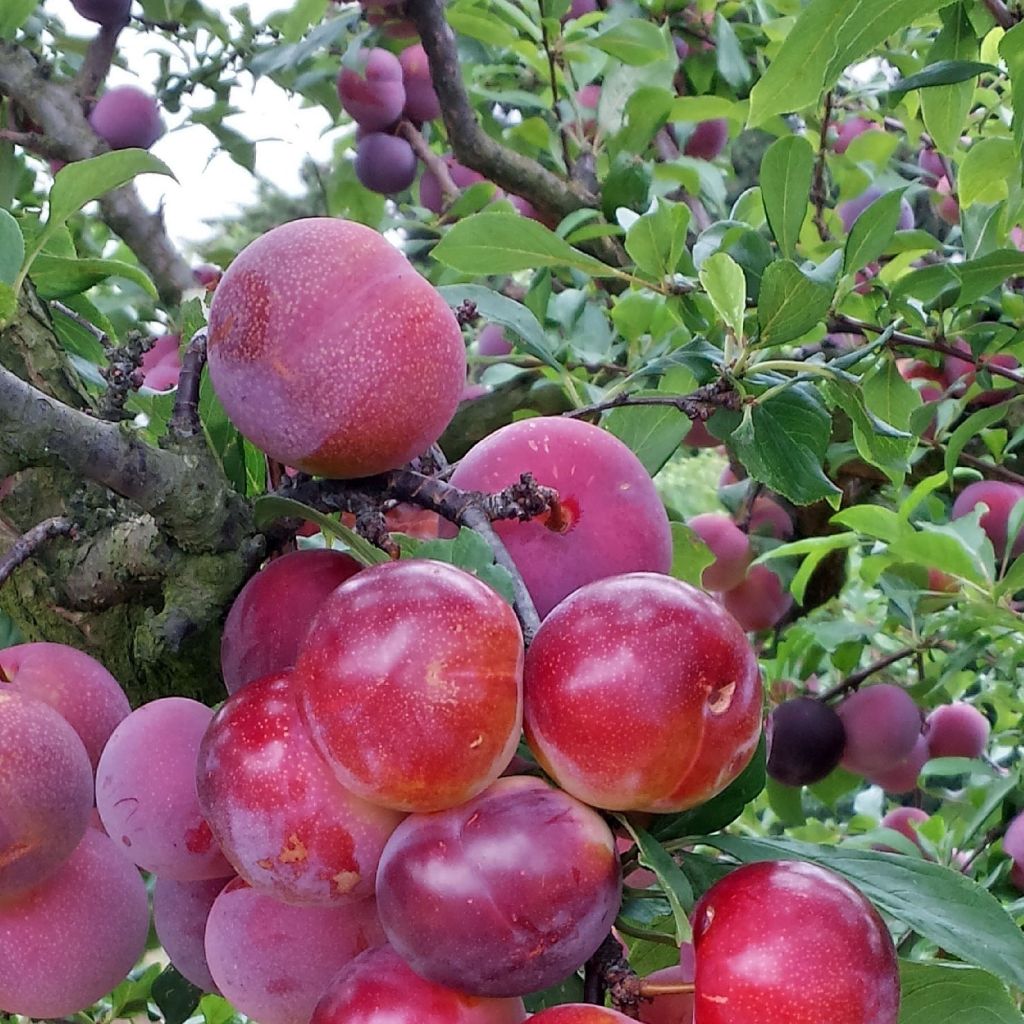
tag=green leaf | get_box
[714,13,752,90]
[893,58,993,97]
[624,199,690,280]
[754,533,859,604]
[944,399,1024,479]
[954,250,1024,303]
[29,255,158,300]
[604,403,689,475]
[432,213,615,277]
[0,0,38,38]
[706,836,1024,991]
[756,260,834,346]
[919,9,981,154]
[601,153,652,220]
[252,496,391,567]
[747,0,958,128]
[43,151,173,247]
[699,252,746,341]
[151,966,203,1024]
[437,284,559,370]
[591,19,671,65]
[617,818,694,943]
[760,136,814,259]
[1000,23,1024,163]
[959,138,1017,209]
[0,610,23,651]
[766,776,806,826]
[0,209,24,285]
[732,388,842,507]
[898,961,1024,1023]
[668,521,715,588]
[395,529,517,605]
[844,189,908,274]
[278,0,328,41]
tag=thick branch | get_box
[0,360,249,552]
[0,516,76,589]
[403,0,596,221]
[0,42,193,305]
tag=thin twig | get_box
[981,0,1015,29]
[397,120,460,206]
[925,440,1024,486]
[565,380,740,421]
[962,820,1011,870]
[539,1,574,175]
[0,516,76,588]
[168,329,207,439]
[818,646,920,703]
[811,91,834,242]
[97,330,152,421]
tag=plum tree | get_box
[692,861,899,1023]
[448,418,673,617]
[310,944,528,1024]
[355,132,418,194]
[0,641,129,769]
[925,702,991,759]
[207,217,466,477]
[375,776,621,996]
[88,86,165,150]
[197,671,402,904]
[296,559,524,812]
[96,697,233,879]
[0,829,149,1016]
[337,48,406,130]
[836,684,922,776]
[153,875,230,992]
[524,574,761,812]
[220,548,361,694]
[766,696,846,787]
[0,691,93,901]
[204,879,384,1024]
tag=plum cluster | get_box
[767,683,991,794]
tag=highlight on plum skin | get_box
[375,776,621,997]
[0,829,149,1017]
[0,690,93,902]
[197,671,403,906]
[204,878,384,1024]
[153,875,232,993]
[447,417,673,618]
[691,860,899,1024]
[96,697,233,880]
[220,548,361,695]
[310,943,528,1024]
[0,641,130,770]
[524,573,762,813]
[206,217,466,479]
[296,558,524,813]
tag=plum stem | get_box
[76,19,127,104]
[0,516,76,589]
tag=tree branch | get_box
[397,120,460,206]
[169,329,207,439]
[403,0,597,221]
[811,91,833,242]
[818,646,920,703]
[0,42,193,305]
[75,21,127,102]
[0,359,249,552]
[981,0,1015,29]
[0,516,76,589]
[565,379,740,421]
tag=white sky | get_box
[53,0,339,252]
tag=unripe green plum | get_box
[296,559,524,812]
[692,861,899,1024]
[524,573,762,812]
[207,218,466,478]
[375,776,621,996]
[447,418,672,618]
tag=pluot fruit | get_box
[692,860,899,1024]
[951,480,1024,560]
[375,776,621,996]
[524,573,762,812]
[296,559,524,812]
[399,44,441,122]
[153,875,229,992]
[925,702,990,759]
[207,218,466,478]
[355,132,418,194]
[88,86,164,150]
[837,684,921,776]
[337,48,405,131]
[766,697,846,787]
[71,0,131,26]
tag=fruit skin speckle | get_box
[692,860,899,1024]
[207,217,466,479]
